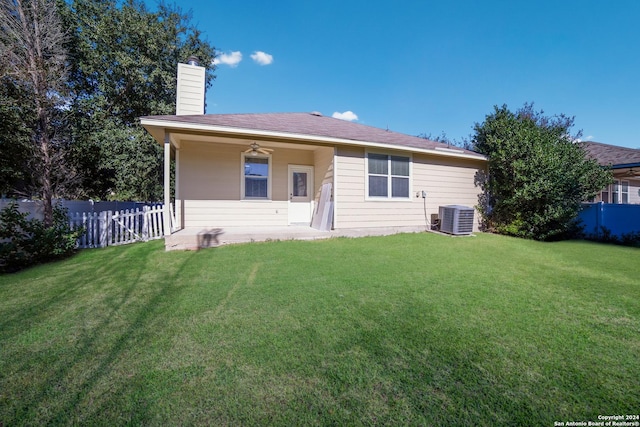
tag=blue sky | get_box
[173,0,640,149]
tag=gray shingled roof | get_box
[581,141,640,167]
[141,112,482,157]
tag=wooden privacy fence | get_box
[69,204,168,248]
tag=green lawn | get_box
[0,233,638,426]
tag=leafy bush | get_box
[583,226,640,248]
[472,104,613,241]
[0,202,84,273]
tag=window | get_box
[292,172,308,197]
[367,153,410,199]
[243,155,270,199]
[621,180,629,204]
[600,180,629,204]
[612,180,619,204]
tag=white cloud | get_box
[213,51,243,67]
[575,135,595,143]
[251,51,274,65]
[332,111,358,122]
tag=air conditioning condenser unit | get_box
[438,205,474,235]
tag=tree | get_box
[472,104,612,241]
[0,0,73,225]
[0,77,32,195]
[417,132,473,150]
[61,0,216,201]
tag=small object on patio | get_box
[197,228,223,249]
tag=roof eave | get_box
[611,162,640,169]
[139,118,487,162]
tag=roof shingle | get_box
[141,112,481,156]
[581,141,640,167]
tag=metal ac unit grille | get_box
[439,205,474,235]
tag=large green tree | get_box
[0,0,73,225]
[61,0,216,201]
[472,104,612,241]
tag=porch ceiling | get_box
[613,167,640,179]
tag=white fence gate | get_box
[69,204,169,249]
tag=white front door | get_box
[288,165,314,225]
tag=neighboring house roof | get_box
[140,112,486,161]
[581,141,640,168]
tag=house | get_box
[139,61,487,249]
[582,141,640,204]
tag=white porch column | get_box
[163,132,172,236]
[332,147,338,229]
[175,147,180,228]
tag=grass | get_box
[0,232,638,425]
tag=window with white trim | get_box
[621,180,629,203]
[367,153,410,198]
[242,154,270,199]
[601,180,629,204]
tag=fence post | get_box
[82,212,88,248]
[91,212,97,247]
[155,205,161,237]
[142,206,149,241]
[106,210,113,247]
[98,211,107,248]
[133,208,138,241]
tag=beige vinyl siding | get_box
[180,141,241,200]
[413,154,483,209]
[176,63,205,115]
[630,180,640,204]
[313,146,334,202]
[334,147,485,230]
[181,200,288,227]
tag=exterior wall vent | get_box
[438,205,474,235]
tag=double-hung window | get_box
[243,155,270,199]
[367,153,410,199]
[621,180,629,204]
[612,180,619,203]
[601,180,629,204]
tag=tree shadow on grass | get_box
[1,242,199,425]
[0,258,92,342]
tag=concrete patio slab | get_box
[164,225,429,251]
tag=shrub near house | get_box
[0,202,83,273]
[472,104,612,240]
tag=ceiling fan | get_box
[244,142,273,156]
[625,168,640,177]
